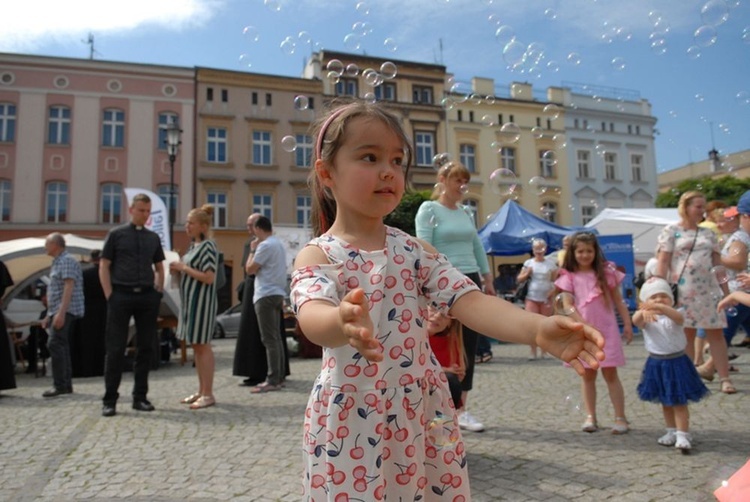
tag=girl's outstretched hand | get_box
[536,315,605,376]
[339,288,382,362]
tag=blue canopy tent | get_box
[478,200,590,256]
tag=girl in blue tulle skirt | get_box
[633,278,709,452]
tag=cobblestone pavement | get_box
[1,337,748,501]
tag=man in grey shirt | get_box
[245,215,287,393]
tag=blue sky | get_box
[3,0,749,173]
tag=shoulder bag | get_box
[670,228,698,304]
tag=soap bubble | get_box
[281,135,297,152]
[242,26,260,43]
[711,265,729,284]
[694,25,718,47]
[426,414,459,450]
[326,60,343,78]
[380,61,398,79]
[529,176,547,195]
[383,38,398,52]
[433,152,451,170]
[363,92,376,104]
[294,95,309,110]
[280,37,296,55]
[554,292,577,316]
[701,0,729,26]
[611,57,626,71]
[725,306,738,317]
[345,63,359,78]
[489,169,518,196]
[499,122,521,143]
[543,103,561,120]
[567,52,581,66]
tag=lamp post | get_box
[165,118,182,249]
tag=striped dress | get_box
[176,239,218,345]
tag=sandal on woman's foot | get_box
[481,353,493,363]
[612,417,629,435]
[180,393,201,404]
[581,415,598,433]
[189,395,215,409]
[720,378,737,394]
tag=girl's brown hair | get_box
[561,231,614,310]
[188,204,214,240]
[308,100,413,236]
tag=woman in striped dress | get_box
[169,204,219,409]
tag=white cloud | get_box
[1,0,224,51]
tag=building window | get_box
[102,108,125,147]
[547,119,552,129]
[469,111,474,122]
[539,150,555,178]
[541,202,557,223]
[412,85,433,104]
[295,134,313,167]
[335,79,358,97]
[221,89,228,103]
[601,121,606,131]
[157,184,178,224]
[581,205,596,225]
[206,191,227,228]
[374,83,396,101]
[631,154,643,182]
[48,105,71,145]
[463,199,478,227]
[415,131,435,167]
[158,112,178,150]
[536,117,542,127]
[251,92,258,105]
[501,147,516,174]
[609,122,615,132]
[265,93,272,106]
[627,124,632,134]
[498,114,503,125]
[457,110,463,122]
[635,125,641,135]
[100,182,122,224]
[577,150,590,178]
[459,144,476,173]
[574,118,579,129]
[0,103,16,142]
[0,179,10,221]
[46,181,67,223]
[252,130,272,165]
[207,87,214,101]
[604,152,618,180]
[296,195,312,228]
[207,127,227,163]
[252,194,272,219]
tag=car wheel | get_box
[214,325,225,339]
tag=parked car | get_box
[214,303,242,339]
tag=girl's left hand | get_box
[621,326,633,345]
[169,262,183,272]
[536,316,605,376]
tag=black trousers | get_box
[103,289,161,405]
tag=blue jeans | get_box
[48,313,76,391]
[254,295,285,385]
[724,303,750,347]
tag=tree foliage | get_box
[655,175,750,208]
[384,189,432,235]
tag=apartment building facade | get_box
[0,53,195,247]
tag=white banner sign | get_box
[124,188,171,251]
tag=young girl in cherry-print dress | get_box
[290,100,606,501]
[555,231,633,435]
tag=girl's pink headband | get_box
[315,104,355,161]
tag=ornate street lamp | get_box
[165,118,182,249]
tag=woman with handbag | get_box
[655,191,735,394]
[517,238,558,360]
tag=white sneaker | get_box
[458,411,485,432]
[657,430,676,446]
[675,432,692,452]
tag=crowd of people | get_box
[1,100,748,499]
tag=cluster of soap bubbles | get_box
[325,59,397,90]
[425,414,459,450]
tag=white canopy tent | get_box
[584,207,679,266]
[1,234,180,317]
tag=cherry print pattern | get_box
[292,227,478,500]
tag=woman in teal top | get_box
[415,160,495,433]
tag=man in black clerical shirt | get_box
[99,193,165,417]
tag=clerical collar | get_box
[131,223,144,231]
